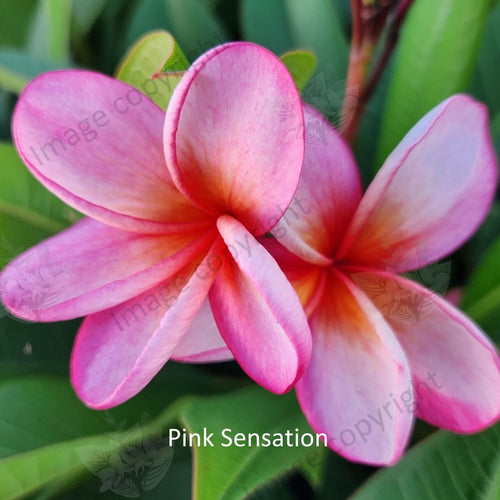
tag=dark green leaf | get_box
[241,0,348,76]
[351,423,500,500]
[469,4,500,116]
[71,0,107,38]
[462,234,500,344]
[241,0,294,56]
[164,0,228,60]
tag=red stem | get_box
[340,0,416,146]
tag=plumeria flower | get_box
[265,97,500,465]
[0,42,312,408]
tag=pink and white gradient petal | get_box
[0,218,215,321]
[164,43,305,236]
[210,215,312,394]
[354,270,500,432]
[70,247,221,409]
[13,70,210,234]
[272,105,361,264]
[337,95,498,272]
[296,270,413,466]
[172,299,233,363]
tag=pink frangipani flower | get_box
[0,42,312,408]
[265,97,500,465]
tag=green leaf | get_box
[241,0,348,76]
[241,0,294,56]
[0,0,37,49]
[492,110,500,158]
[179,386,327,500]
[0,50,61,94]
[27,0,72,64]
[469,4,500,116]
[126,0,227,63]
[0,364,233,499]
[280,50,317,91]
[351,422,500,500]
[376,0,490,166]
[116,31,189,110]
[71,0,107,38]
[164,0,228,60]
[0,142,80,267]
[0,376,181,500]
[125,0,170,51]
[355,57,394,183]
[462,234,500,344]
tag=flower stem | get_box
[340,0,415,146]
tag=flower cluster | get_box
[1,42,499,465]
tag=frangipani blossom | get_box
[266,97,500,465]
[0,42,312,408]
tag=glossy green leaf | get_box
[179,387,326,500]
[0,376,181,500]
[241,0,348,76]
[0,50,61,94]
[0,364,235,499]
[116,31,188,110]
[27,0,72,64]
[377,0,489,165]
[351,422,500,500]
[280,50,317,91]
[462,234,500,344]
[469,4,500,116]
[0,143,79,267]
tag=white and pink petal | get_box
[171,298,233,363]
[272,105,361,264]
[210,215,312,394]
[337,95,498,272]
[71,246,221,409]
[296,269,413,466]
[164,42,305,235]
[353,270,500,432]
[0,218,215,321]
[13,70,210,233]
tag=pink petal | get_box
[171,298,233,363]
[337,95,498,272]
[209,215,311,393]
[271,105,361,264]
[0,218,215,321]
[13,70,210,234]
[164,42,304,236]
[71,247,221,409]
[259,236,326,315]
[296,270,413,466]
[352,270,500,432]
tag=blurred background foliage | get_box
[0,0,500,499]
